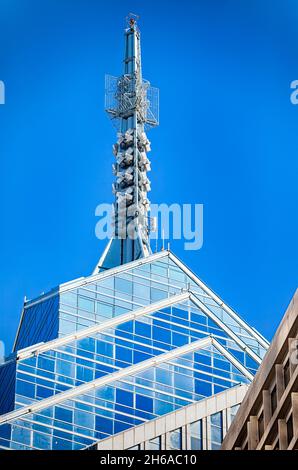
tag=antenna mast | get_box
[95,15,159,271]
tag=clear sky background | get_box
[0,0,297,353]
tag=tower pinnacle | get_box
[94,16,159,273]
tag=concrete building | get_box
[89,384,248,450]
[222,290,298,450]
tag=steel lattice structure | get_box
[96,16,159,271]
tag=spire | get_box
[93,15,159,273]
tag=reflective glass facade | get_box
[0,251,269,450]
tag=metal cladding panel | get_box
[0,361,16,416]
[14,295,59,351]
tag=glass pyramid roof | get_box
[0,250,269,449]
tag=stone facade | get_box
[222,290,298,450]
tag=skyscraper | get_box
[0,16,269,450]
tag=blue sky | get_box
[0,0,297,353]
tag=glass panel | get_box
[210,411,223,449]
[115,277,133,295]
[78,297,95,313]
[230,404,240,423]
[190,420,202,450]
[148,436,161,450]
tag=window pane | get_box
[133,283,150,300]
[211,411,222,427]
[211,425,222,443]
[169,428,182,449]
[210,411,223,448]
[151,288,166,302]
[230,404,240,423]
[148,436,161,450]
[190,420,202,450]
[115,277,133,295]
[78,297,94,312]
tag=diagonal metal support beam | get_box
[169,252,269,349]
[189,293,262,365]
